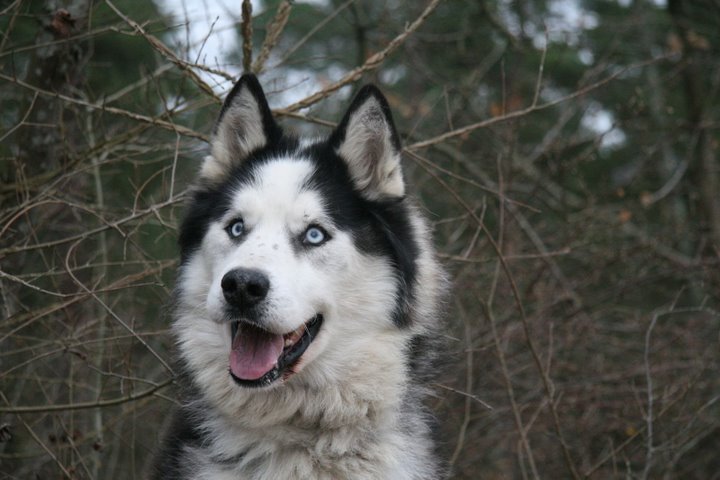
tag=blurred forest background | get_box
[1,0,719,478]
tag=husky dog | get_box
[150,74,447,479]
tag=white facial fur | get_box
[175,157,404,401]
[204,159,329,334]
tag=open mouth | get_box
[228,314,323,387]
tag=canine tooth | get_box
[281,322,311,349]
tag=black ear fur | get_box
[329,85,405,200]
[213,74,280,141]
[202,74,282,182]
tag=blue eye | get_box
[227,219,244,238]
[303,226,328,246]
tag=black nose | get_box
[221,268,270,308]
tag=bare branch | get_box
[253,0,293,74]
[275,0,442,114]
[105,0,221,103]
[241,0,253,73]
[0,379,173,414]
[0,72,208,141]
[407,55,670,151]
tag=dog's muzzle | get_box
[228,314,324,387]
[220,268,323,387]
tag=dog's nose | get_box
[221,268,270,308]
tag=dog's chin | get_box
[227,314,324,388]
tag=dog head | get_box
[174,75,439,399]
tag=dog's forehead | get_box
[230,157,324,221]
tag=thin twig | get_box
[64,239,175,375]
[241,0,253,73]
[412,144,541,477]
[432,383,492,410]
[0,72,207,141]
[642,312,659,480]
[407,55,671,151]
[276,0,442,114]
[0,25,120,59]
[583,357,715,477]
[641,296,684,479]
[449,301,475,467]
[252,0,292,74]
[0,393,73,477]
[0,379,173,414]
[481,300,541,479]
[0,92,38,143]
[273,0,357,68]
[0,192,183,256]
[531,26,548,107]
[169,133,181,201]
[105,0,220,103]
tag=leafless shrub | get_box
[1,1,718,478]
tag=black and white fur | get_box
[150,75,447,479]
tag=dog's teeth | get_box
[283,327,305,348]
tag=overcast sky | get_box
[155,0,637,146]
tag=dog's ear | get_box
[201,74,280,182]
[330,85,405,200]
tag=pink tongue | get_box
[229,326,284,380]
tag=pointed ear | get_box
[330,85,405,200]
[201,74,280,182]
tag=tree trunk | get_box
[668,0,720,253]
